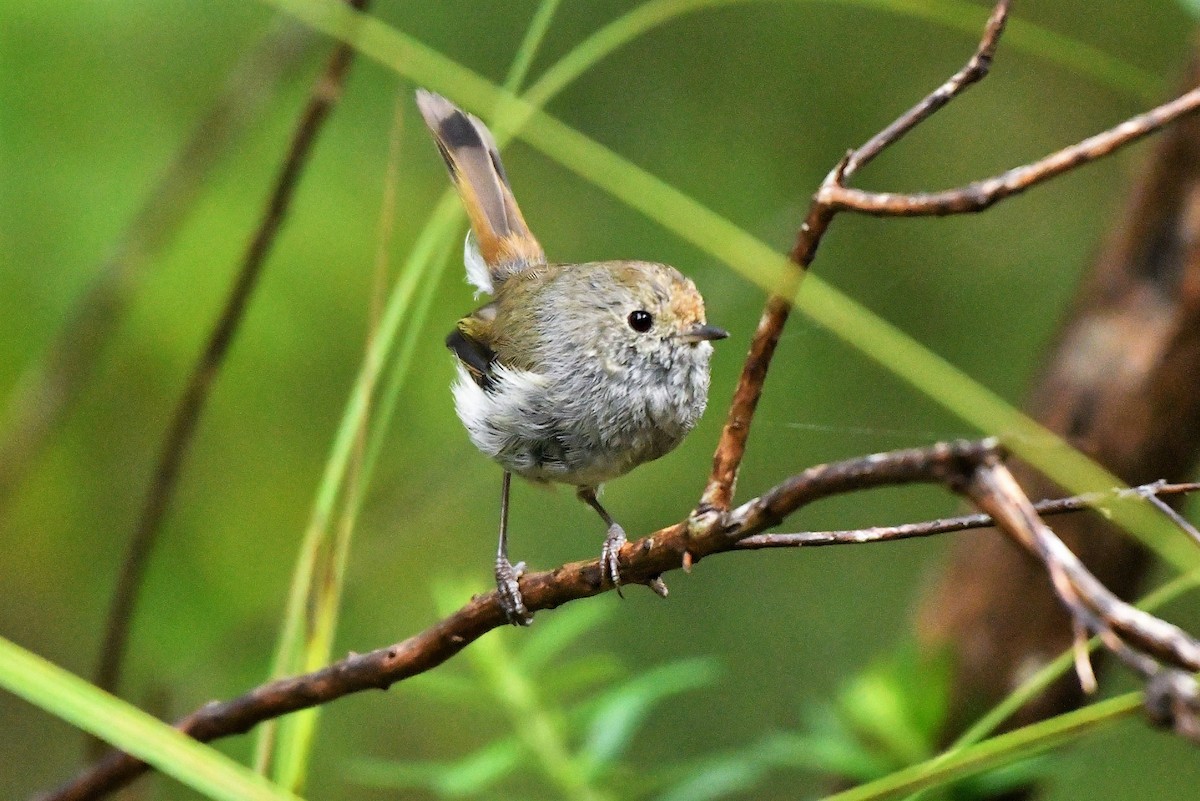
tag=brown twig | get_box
[0,18,313,510]
[39,440,1004,801]
[43,439,1200,799]
[916,42,1200,744]
[822,85,1200,217]
[843,0,1009,178]
[698,0,1012,515]
[962,458,1200,739]
[91,0,370,712]
[735,480,1200,549]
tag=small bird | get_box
[416,90,727,625]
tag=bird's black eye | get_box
[627,310,653,332]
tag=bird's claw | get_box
[495,556,532,626]
[601,523,627,597]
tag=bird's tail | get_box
[416,90,544,292]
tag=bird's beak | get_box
[679,323,729,344]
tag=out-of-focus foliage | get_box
[3,1,1200,799]
[348,598,733,800]
[797,644,1048,800]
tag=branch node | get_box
[1146,670,1200,743]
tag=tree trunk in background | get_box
[916,49,1200,736]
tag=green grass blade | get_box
[0,636,301,801]
[257,0,566,788]
[816,693,1141,801]
[504,0,563,94]
[524,0,1161,110]
[894,567,1200,801]
[843,0,1162,102]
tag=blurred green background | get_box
[3,0,1200,798]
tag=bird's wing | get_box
[446,303,501,390]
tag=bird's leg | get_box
[495,471,531,625]
[577,486,625,596]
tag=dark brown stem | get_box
[962,459,1200,739]
[45,434,1200,800]
[44,1,1200,797]
[91,0,369,714]
[916,44,1200,746]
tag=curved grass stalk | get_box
[256,1,564,788]
[0,636,300,801]
[819,693,1141,801]
[525,0,1160,111]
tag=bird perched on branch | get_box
[416,90,727,625]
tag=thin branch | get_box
[963,459,1200,740]
[699,294,797,514]
[698,0,1013,515]
[822,85,1200,217]
[42,0,1200,797]
[92,0,369,710]
[39,440,1004,801]
[735,481,1200,549]
[1144,490,1200,548]
[843,0,1010,178]
[44,440,1200,799]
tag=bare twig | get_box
[92,0,370,710]
[917,43,1200,741]
[39,440,1003,801]
[735,480,1200,549]
[822,85,1200,217]
[0,19,313,510]
[698,0,1014,516]
[1144,490,1200,548]
[43,439,1200,800]
[843,0,1010,178]
[963,458,1200,739]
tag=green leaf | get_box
[519,601,616,674]
[654,756,766,801]
[579,658,721,778]
[348,738,524,797]
[543,654,627,700]
[0,636,300,801]
[793,707,897,782]
[835,647,952,769]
